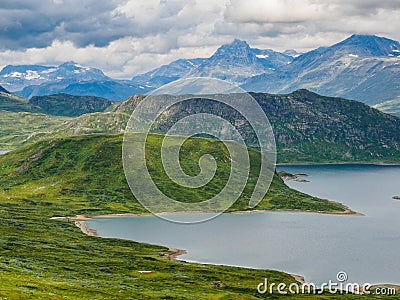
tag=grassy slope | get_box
[0,134,372,299]
[0,92,42,113]
[2,91,400,164]
[0,111,129,150]
[0,111,70,149]
[29,93,114,117]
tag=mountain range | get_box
[1,89,399,163]
[0,62,142,101]
[243,35,400,105]
[0,34,399,106]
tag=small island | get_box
[393,196,400,200]
[278,170,310,183]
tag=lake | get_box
[87,164,400,285]
[0,150,10,155]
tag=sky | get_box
[0,0,399,79]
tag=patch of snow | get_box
[349,54,359,58]
[256,54,269,59]
[9,72,23,78]
[73,70,82,74]
[25,70,41,80]
[389,54,394,57]
[392,49,400,53]
[139,86,144,89]
[41,68,57,74]
[57,76,63,80]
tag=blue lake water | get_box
[87,164,400,285]
[0,150,10,155]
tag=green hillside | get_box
[0,134,347,215]
[29,93,114,117]
[0,92,42,113]
[0,134,358,299]
[114,91,400,163]
[2,90,400,163]
[0,111,129,150]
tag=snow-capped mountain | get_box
[131,58,206,91]
[131,39,293,89]
[242,34,400,105]
[186,39,292,82]
[0,62,108,92]
[1,35,399,104]
[0,62,143,101]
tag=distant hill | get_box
[0,91,115,117]
[29,94,114,117]
[0,91,42,113]
[243,34,400,105]
[2,89,400,163]
[109,90,400,163]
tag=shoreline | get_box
[56,205,364,223]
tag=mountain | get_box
[2,35,399,104]
[243,34,400,105]
[0,89,115,117]
[0,62,108,92]
[2,90,400,162]
[131,58,206,91]
[0,62,141,101]
[186,39,292,83]
[0,90,42,113]
[109,90,400,163]
[29,94,114,117]
[373,99,400,117]
[58,80,142,101]
[130,39,293,90]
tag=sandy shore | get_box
[60,205,364,222]
[74,220,98,236]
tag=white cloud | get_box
[0,0,399,78]
[225,0,326,23]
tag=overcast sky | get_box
[0,0,399,78]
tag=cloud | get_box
[225,0,326,23]
[0,0,132,49]
[0,0,399,78]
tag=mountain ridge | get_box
[1,34,399,104]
